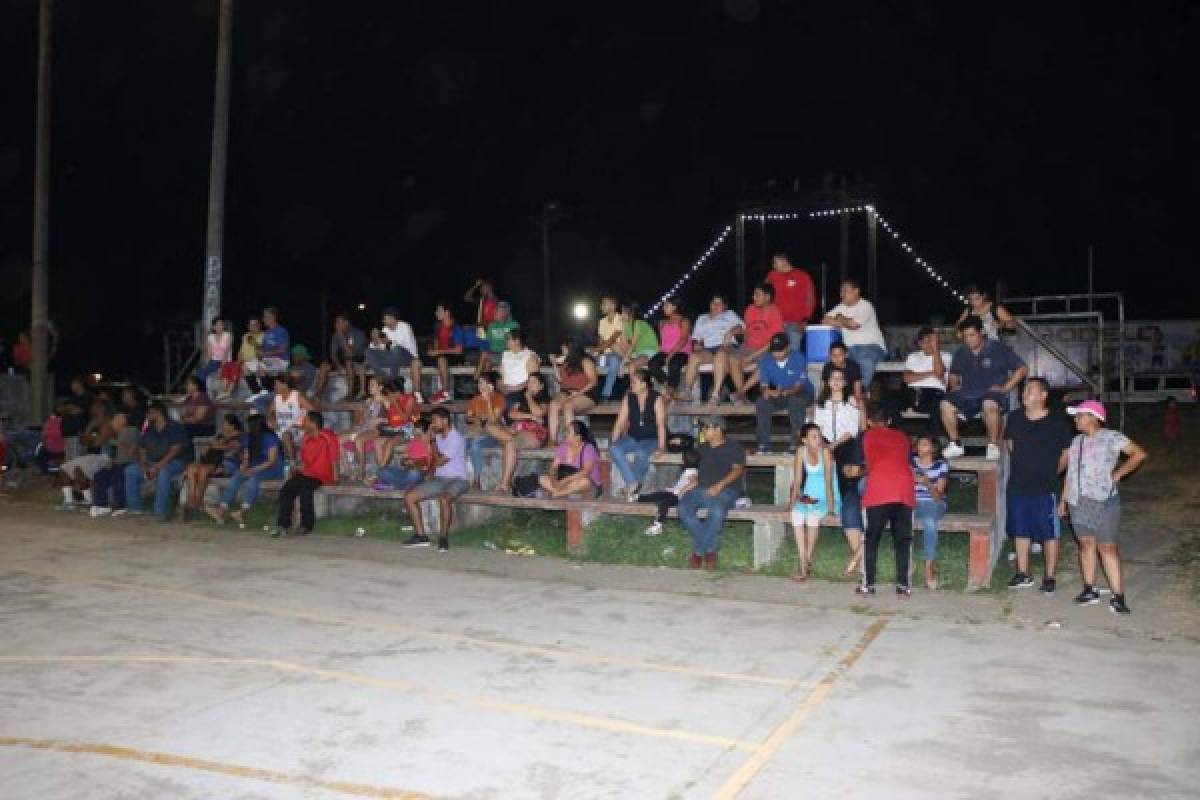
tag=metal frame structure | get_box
[734,197,878,308]
[1002,292,1127,429]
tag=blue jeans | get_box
[221,467,282,509]
[599,352,622,400]
[783,322,805,354]
[195,359,222,383]
[468,434,498,483]
[849,344,887,390]
[678,485,740,555]
[377,466,425,490]
[915,497,947,561]
[610,436,657,487]
[124,459,186,518]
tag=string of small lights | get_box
[643,224,733,317]
[645,205,963,317]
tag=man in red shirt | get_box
[274,411,339,537]
[857,405,916,596]
[764,253,816,353]
[730,282,784,402]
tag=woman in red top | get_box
[273,411,339,536]
[374,381,418,471]
[428,303,465,404]
[856,406,917,596]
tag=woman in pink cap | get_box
[1059,400,1147,614]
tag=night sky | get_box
[2,1,1197,386]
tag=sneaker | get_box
[896,585,913,597]
[624,483,641,503]
[644,521,664,536]
[437,537,449,552]
[1096,587,1113,596]
[855,584,876,596]
[756,446,770,455]
[414,392,425,405]
[1039,577,1057,594]
[1109,594,1131,615]
[985,443,1001,461]
[111,508,130,517]
[688,553,703,569]
[430,390,450,404]
[942,441,965,459]
[403,534,431,548]
[734,496,751,509]
[1008,573,1035,589]
[1031,542,1043,554]
[703,552,718,570]
[1074,587,1101,605]
[269,526,287,538]
[89,506,112,518]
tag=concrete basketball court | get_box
[1,511,1197,799]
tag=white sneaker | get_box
[625,484,641,503]
[1031,542,1043,554]
[985,443,1001,461]
[111,508,130,517]
[644,521,664,536]
[89,506,112,518]
[942,442,966,459]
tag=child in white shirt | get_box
[637,449,701,535]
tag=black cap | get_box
[769,333,790,352]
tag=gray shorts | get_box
[1069,497,1121,544]
[61,454,111,479]
[409,477,469,501]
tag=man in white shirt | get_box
[903,326,952,433]
[821,279,888,390]
[366,307,424,398]
[682,294,744,404]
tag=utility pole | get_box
[201,0,235,339]
[541,202,559,351]
[30,0,53,421]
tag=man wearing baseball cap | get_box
[744,332,813,453]
[678,415,746,569]
[1060,399,1147,614]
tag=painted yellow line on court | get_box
[711,616,891,800]
[0,736,429,799]
[0,655,757,752]
[10,565,802,689]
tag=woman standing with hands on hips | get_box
[1059,400,1147,614]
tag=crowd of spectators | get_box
[5,265,1148,613]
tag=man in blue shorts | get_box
[940,315,1027,460]
[1004,377,1073,593]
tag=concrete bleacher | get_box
[181,359,1000,587]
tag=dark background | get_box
[2,0,1197,387]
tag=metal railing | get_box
[1003,292,1126,429]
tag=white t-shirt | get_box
[501,348,536,386]
[382,321,418,358]
[904,350,954,390]
[828,299,885,349]
[691,310,743,348]
[670,467,699,497]
[813,400,860,444]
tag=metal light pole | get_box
[30,0,53,421]
[201,0,235,338]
